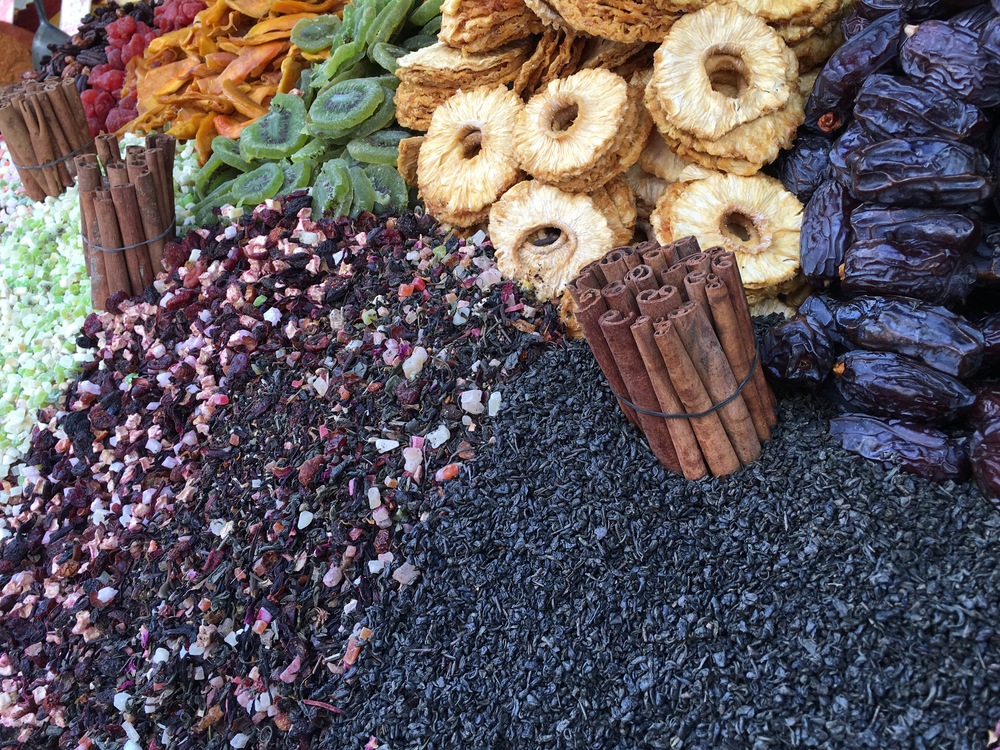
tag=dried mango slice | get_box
[208,42,288,95]
[221,80,269,118]
[136,58,200,114]
[271,0,342,12]
[214,114,253,138]
[247,13,317,36]
[195,114,220,163]
[223,0,273,19]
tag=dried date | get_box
[800,181,857,285]
[841,239,977,304]
[761,316,835,391]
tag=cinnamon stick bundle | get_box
[92,190,132,304]
[0,80,94,199]
[110,183,155,294]
[575,289,638,427]
[624,264,658,297]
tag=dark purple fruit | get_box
[968,384,1000,428]
[841,239,977,304]
[829,122,877,186]
[970,420,1000,505]
[848,138,994,207]
[761,316,834,391]
[797,294,846,347]
[976,312,1000,368]
[833,295,983,378]
[773,134,832,202]
[834,350,975,423]
[829,413,969,482]
[850,205,981,254]
[901,19,1000,107]
[853,74,989,144]
[800,181,856,285]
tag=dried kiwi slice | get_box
[401,34,437,51]
[347,86,397,139]
[240,94,307,160]
[368,0,414,47]
[408,0,442,27]
[290,14,341,54]
[312,158,354,217]
[365,164,408,214]
[279,160,312,193]
[312,41,368,88]
[195,152,227,198]
[418,14,441,37]
[370,42,408,72]
[368,74,400,91]
[347,165,376,217]
[291,137,328,164]
[231,162,284,206]
[346,128,409,166]
[309,79,385,133]
[211,136,252,172]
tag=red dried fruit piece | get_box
[297,455,324,486]
[105,108,138,133]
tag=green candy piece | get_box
[369,42,409,72]
[417,14,441,36]
[368,0,415,47]
[312,158,353,217]
[364,164,408,214]
[211,136,253,172]
[346,128,409,165]
[279,160,312,193]
[231,162,284,206]
[290,14,341,53]
[347,165,376,217]
[401,34,437,51]
[347,85,397,139]
[309,78,385,133]
[408,0,442,27]
[240,94,307,160]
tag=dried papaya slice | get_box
[309,78,384,133]
[290,14,342,53]
[240,92,307,159]
[231,162,284,205]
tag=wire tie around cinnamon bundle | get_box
[81,220,177,254]
[14,140,96,170]
[608,345,760,420]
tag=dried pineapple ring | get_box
[622,165,668,219]
[490,181,617,300]
[749,297,797,319]
[639,130,715,182]
[590,177,637,246]
[418,85,524,227]
[440,0,543,54]
[547,0,680,43]
[513,27,587,99]
[648,2,794,142]
[733,0,833,24]
[524,0,570,29]
[790,24,843,73]
[656,173,803,292]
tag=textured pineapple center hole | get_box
[546,98,580,134]
[529,226,563,248]
[459,127,483,159]
[705,51,750,98]
[721,211,759,246]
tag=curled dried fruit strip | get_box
[417,85,524,227]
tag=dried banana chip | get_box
[490,180,618,300]
[647,2,795,142]
[418,85,524,227]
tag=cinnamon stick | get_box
[598,249,630,284]
[59,78,93,154]
[35,88,75,180]
[106,162,129,187]
[110,183,155,295]
[636,285,681,320]
[76,158,102,292]
[639,247,669,283]
[600,309,681,473]
[711,252,778,419]
[630,315,707,480]
[0,101,45,200]
[96,134,121,167]
[669,301,761,466]
[153,134,177,223]
[618,245,642,270]
[684,252,712,275]
[672,235,700,259]
[601,281,638,317]
[684,270,709,312]
[653,319,741,476]
[624,264,658,297]
[92,190,132,304]
[144,146,173,240]
[575,289,638,426]
[16,96,60,195]
[134,169,167,272]
[706,277,772,442]
[662,261,689,297]
[577,259,606,288]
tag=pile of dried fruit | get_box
[126,0,342,149]
[191,0,440,224]
[0,197,558,747]
[762,2,1000,500]
[402,0,844,314]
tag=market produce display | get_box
[0,198,557,747]
[568,237,776,479]
[763,0,1000,500]
[189,0,437,224]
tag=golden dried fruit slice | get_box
[397,136,424,185]
[394,83,455,131]
[439,0,544,53]
[578,37,649,71]
[513,27,587,99]
[658,173,803,292]
[490,180,617,300]
[622,164,668,219]
[515,69,630,183]
[647,2,795,142]
[548,0,680,43]
[639,129,714,182]
[649,180,692,245]
[798,69,819,98]
[732,0,832,24]
[591,177,637,246]
[748,296,797,318]
[418,85,524,227]
[791,23,843,72]
[396,40,532,86]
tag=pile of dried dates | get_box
[764,0,1000,502]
